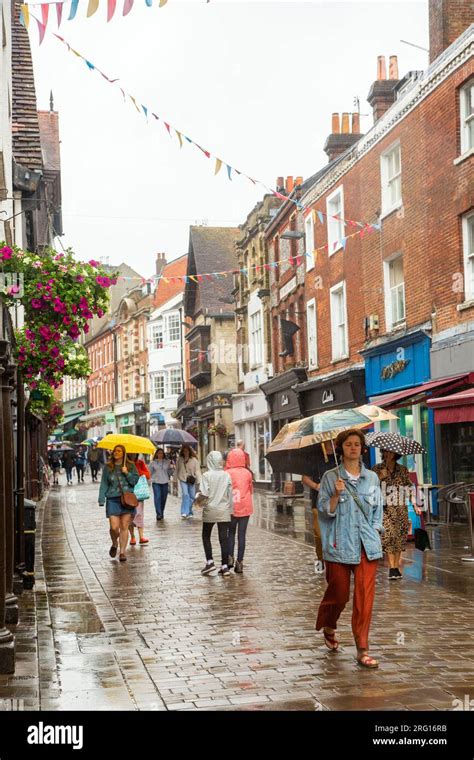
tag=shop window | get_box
[327,186,344,255]
[381,142,402,215]
[460,79,474,156]
[384,254,406,329]
[305,213,315,271]
[330,281,348,360]
[463,211,474,301]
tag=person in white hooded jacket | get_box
[199,451,233,577]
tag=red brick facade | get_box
[87,329,115,412]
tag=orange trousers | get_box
[315,549,378,651]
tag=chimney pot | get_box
[389,55,399,80]
[285,176,294,194]
[377,55,387,80]
[331,113,340,134]
[352,112,361,134]
[341,113,350,134]
[295,176,303,187]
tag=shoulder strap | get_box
[344,480,371,525]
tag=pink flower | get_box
[89,260,99,268]
[110,278,117,285]
[39,326,52,340]
[97,309,104,318]
[76,276,85,283]
[0,246,13,260]
[58,265,68,273]
[63,316,71,325]
[50,347,60,358]
[71,305,78,314]
[25,329,35,340]
[31,299,42,309]
[7,285,20,295]
[83,324,90,334]
[53,332,61,341]
[54,253,64,261]
[32,261,42,269]
[57,358,65,368]
[30,381,37,390]
[36,283,43,291]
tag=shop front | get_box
[361,330,434,488]
[260,368,306,487]
[294,365,366,418]
[78,409,116,439]
[232,391,271,484]
[58,396,87,442]
[194,393,234,467]
[428,384,474,485]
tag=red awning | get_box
[370,373,474,410]
[427,389,474,424]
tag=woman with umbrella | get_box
[174,445,201,519]
[98,445,140,562]
[315,429,384,668]
[369,432,424,580]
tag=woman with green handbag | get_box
[128,454,151,546]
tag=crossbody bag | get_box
[343,480,372,527]
[116,469,139,510]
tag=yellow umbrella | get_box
[97,433,156,456]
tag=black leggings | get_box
[202,522,230,566]
[228,515,250,563]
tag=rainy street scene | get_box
[0,0,473,752]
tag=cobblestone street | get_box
[2,477,474,712]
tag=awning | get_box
[58,413,82,429]
[427,389,474,424]
[370,372,474,409]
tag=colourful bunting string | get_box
[27,15,381,237]
[122,0,134,16]
[68,0,79,19]
[87,0,99,16]
[107,0,116,20]
[56,1,63,25]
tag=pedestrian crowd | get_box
[48,429,426,670]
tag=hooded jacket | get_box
[200,451,233,523]
[225,448,254,517]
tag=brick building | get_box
[296,2,473,488]
[181,226,240,464]
[231,193,282,483]
[84,320,116,439]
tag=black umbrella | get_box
[151,429,198,446]
[365,431,426,455]
[50,446,74,454]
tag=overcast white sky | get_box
[30,1,429,278]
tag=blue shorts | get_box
[105,497,136,519]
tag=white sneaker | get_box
[314,560,325,574]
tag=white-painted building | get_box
[148,291,185,433]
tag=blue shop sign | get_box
[364,333,431,397]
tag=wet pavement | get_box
[1,475,474,711]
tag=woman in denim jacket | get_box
[316,429,384,668]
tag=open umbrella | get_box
[365,431,426,455]
[265,404,398,474]
[151,429,197,446]
[97,433,156,456]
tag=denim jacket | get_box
[98,463,139,506]
[317,464,384,564]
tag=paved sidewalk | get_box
[1,477,474,711]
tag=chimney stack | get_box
[155,252,167,277]
[367,55,400,124]
[323,112,362,163]
[285,176,294,194]
[295,176,303,187]
[429,0,473,64]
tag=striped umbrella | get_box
[365,431,426,455]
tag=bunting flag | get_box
[107,0,116,20]
[28,18,381,236]
[175,130,183,148]
[19,4,30,27]
[56,2,63,25]
[68,0,79,19]
[122,0,134,15]
[87,0,99,15]
[41,3,49,25]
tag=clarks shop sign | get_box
[381,359,410,381]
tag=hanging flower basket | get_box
[208,422,228,436]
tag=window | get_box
[116,336,121,361]
[139,324,144,351]
[249,309,263,367]
[463,212,474,301]
[330,282,348,360]
[326,187,345,255]
[460,80,474,155]
[305,212,315,271]
[152,374,165,400]
[169,368,182,396]
[381,142,402,214]
[306,298,318,369]
[166,313,181,343]
[384,255,406,328]
[151,321,163,350]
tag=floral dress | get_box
[372,462,412,553]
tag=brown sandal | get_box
[323,629,339,651]
[119,554,127,562]
[109,545,118,558]
[357,654,379,668]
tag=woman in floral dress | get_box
[373,450,421,580]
